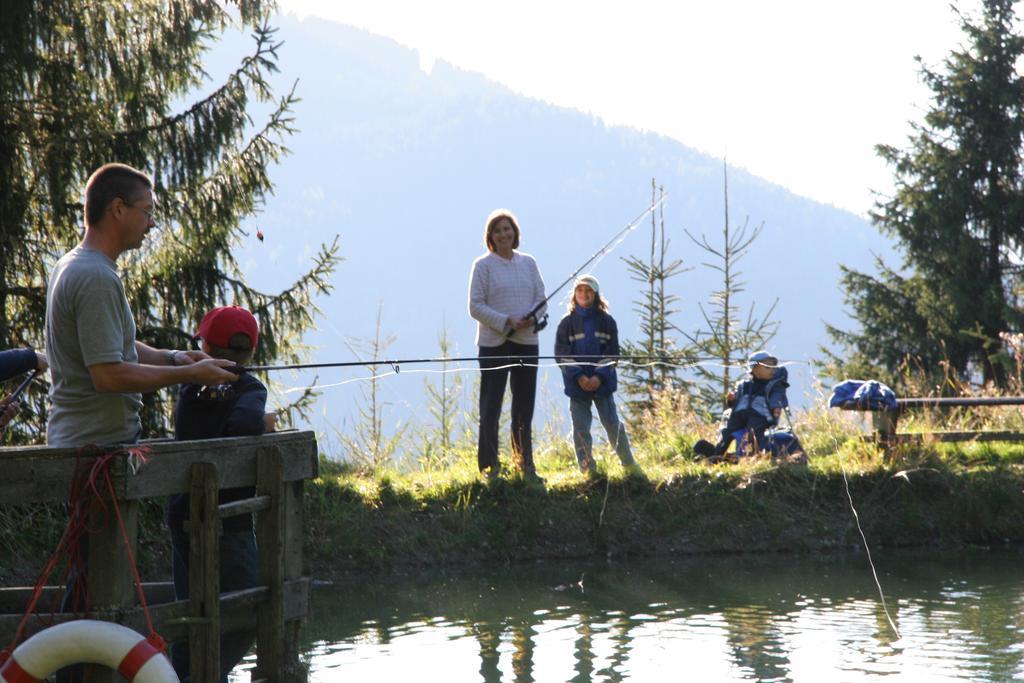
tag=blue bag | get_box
[729,427,804,460]
[828,379,897,410]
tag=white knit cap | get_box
[574,274,600,294]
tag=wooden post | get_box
[84,456,138,683]
[255,446,285,681]
[189,462,221,682]
[283,476,306,681]
[872,407,900,451]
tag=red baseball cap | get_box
[196,306,259,350]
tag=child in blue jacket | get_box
[554,275,639,475]
[695,351,789,458]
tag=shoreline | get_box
[301,462,1024,582]
[3,459,1022,587]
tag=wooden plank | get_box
[284,476,307,680]
[842,396,1024,410]
[0,578,309,643]
[871,408,899,447]
[895,430,1024,443]
[284,481,304,584]
[0,431,317,504]
[0,582,175,612]
[898,396,1024,408]
[858,430,1024,444]
[189,462,221,683]
[86,497,139,612]
[128,432,317,499]
[0,448,134,511]
[81,462,140,683]
[255,446,286,681]
[219,495,272,519]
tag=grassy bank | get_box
[5,398,1024,586]
[301,395,1024,578]
[305,444,1024,581]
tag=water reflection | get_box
[296,548,1024,682]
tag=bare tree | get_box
[340,303,406,471]
[620,179,692,411]
[418,322,463,470]
[685,160,779,416]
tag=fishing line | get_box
[243,355,808,374]
[839,459,902,640]
[267,358,733,392]
[267,357,812,395]
[514,194,669,333]
[277,360,590,394]
[821,411,901,641]
[267,344,895,637]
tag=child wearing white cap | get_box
[694,351,789,459]
[553,274,640,475]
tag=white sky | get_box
[276,1,983,216]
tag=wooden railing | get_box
[0,430,318,682]
[838,397,1024,447]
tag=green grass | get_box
[5,394,1024,585]
[300,394,1024,578]
[303,447,1024,580]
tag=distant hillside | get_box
[204,15,896,450]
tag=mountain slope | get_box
[208,15,894,445]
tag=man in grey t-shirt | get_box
[45,163,238,447]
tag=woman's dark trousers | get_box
[477,341,539,475]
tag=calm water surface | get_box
[277,549,1024,681]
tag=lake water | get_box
[255,548,1024,681]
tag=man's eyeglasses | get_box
[122,199,156,223]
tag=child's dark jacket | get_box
[167,373,267,532]
[0,348,37,382]
[554,305,619,399]
[731,366,789,423]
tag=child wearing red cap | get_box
[166,305,274,682]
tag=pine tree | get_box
[685,160,778,416]
[620,180,690,410]
[0,1,340,439]
[419,323,463,471]
[341,304,405,471]
[825,0,1024,388]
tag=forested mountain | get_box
[211,14,895,439]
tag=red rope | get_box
[0,444,164,663]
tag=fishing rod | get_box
[2,369,42,406]
[517,194,669,334]
[238,198,674,375]
[242,354,672,373]
[239,352,790,374]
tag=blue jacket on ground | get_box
[554,305,619,399]
[731,366,789,424]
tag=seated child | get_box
[694,351,789,459]
[166,305,275,683]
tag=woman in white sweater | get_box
[468,208,547,482]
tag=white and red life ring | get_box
[0,620,177,683]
